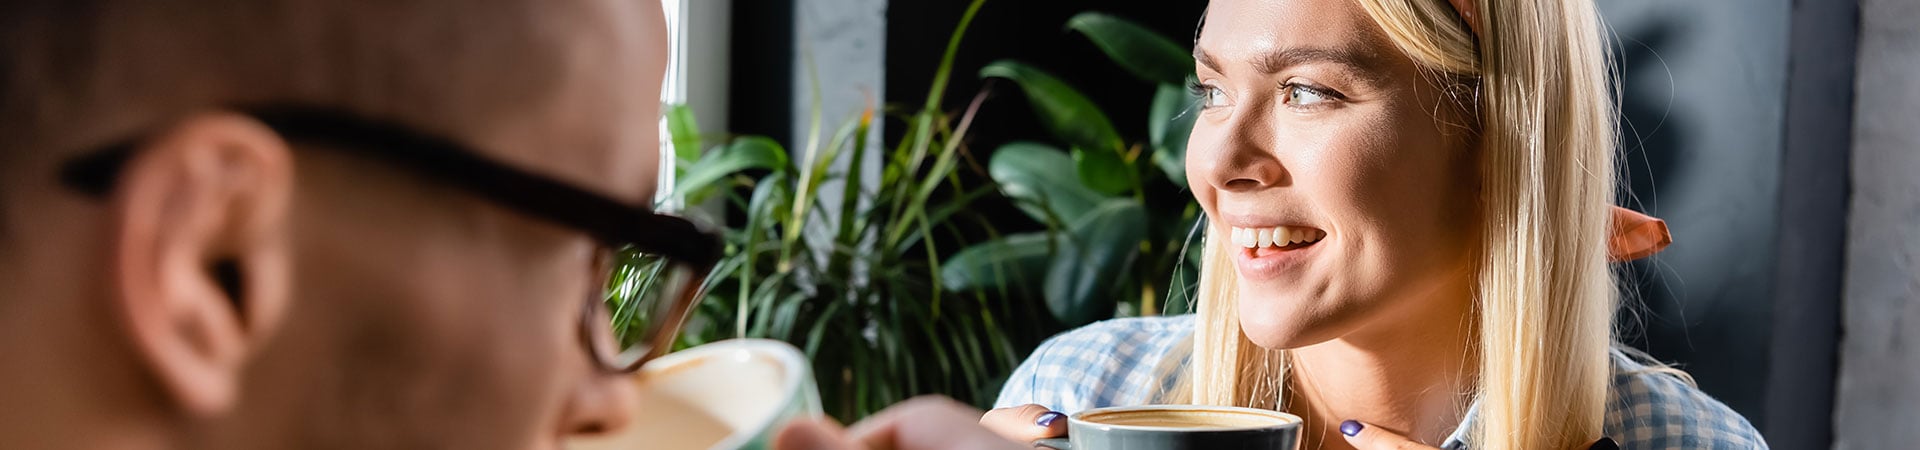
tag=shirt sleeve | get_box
[992,332,1057,409]
[992,326,1108,412]
[1605,351,1769,449]
[991,316,1195,413]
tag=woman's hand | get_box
[1337,420,1442,450]
[774,396,1026,450]
[979,404,1068,443]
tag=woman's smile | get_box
[1226,222,1328,281]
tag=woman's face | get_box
[1187,0,1480,348]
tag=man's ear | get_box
[111,112,294,417]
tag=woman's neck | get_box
[1284,284,1480,449]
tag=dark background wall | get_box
[728,0,795,146]
[1599,0,1790,435]
[1601,1,1857,449]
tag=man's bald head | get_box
[0,0,661,240]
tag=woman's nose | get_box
[1187,113,1289,193]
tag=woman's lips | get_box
[1227,225,1325,281]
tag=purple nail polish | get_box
[1339,420,1364,437]
[1037,412,1066,427]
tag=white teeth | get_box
[1228,225,1324,249]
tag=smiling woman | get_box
[986,0,1765,449]
[1182,0,1605,446]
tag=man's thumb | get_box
[776,417,860,450]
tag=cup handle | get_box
[1031,438,1071,449]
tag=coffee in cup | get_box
[568,339,822,450]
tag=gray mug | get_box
[1032,405,1301,450]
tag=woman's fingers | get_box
[1338,420,1442,450]
[979,403,1068,442]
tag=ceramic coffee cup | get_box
[1032,405,1302,450]
[569,339,822,450]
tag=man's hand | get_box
[775,397,1026,450]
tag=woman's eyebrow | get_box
[1194,46,1388,82]
[1196,48,1226,73]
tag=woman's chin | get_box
[1235,292,1353,350]
[1238,323,1343,350]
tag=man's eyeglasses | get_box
[59,105,721,373]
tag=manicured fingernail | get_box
[1588,437,1618,450]
[1037,412,1066,427]
[1339,420,1364,437]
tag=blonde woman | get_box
[977,0,1765,449]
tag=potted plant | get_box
[632,0,1027,421]
[943,12,1205,326]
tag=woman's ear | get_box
[109,111,294,417]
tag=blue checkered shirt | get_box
[994,316,1767,449]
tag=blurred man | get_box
[0,0,672,448]
[0,1,1028,449]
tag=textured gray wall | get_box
[686,0,733,137]
[793,0,886,146]
[1835,0,1920,447]
[791,0,886,265]
[794,0,886,209]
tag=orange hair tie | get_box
[1608,206,1671,262]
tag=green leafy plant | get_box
[645,0,1032,421]
[944,12,1205,327]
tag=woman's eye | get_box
[1189,81,1230,109]
[1205,86,1230,107]
[1285,84,1330,107]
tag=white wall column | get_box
[1835,0,1920,447]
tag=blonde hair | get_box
[1176,1,1619,449]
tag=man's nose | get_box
[562,372,638,436]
